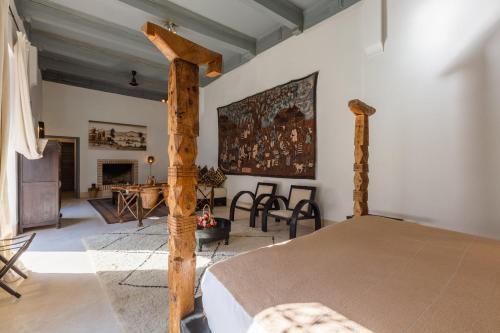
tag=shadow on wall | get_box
[441,17,500,237]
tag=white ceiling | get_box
[15,0,361,100]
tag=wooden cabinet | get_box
[18,141,61,233]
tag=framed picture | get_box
[88,121,147,151]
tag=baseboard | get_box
[323,219,338,226]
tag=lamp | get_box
[147,156,155,176]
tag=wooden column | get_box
[349,100,376,217]
[141,22,222,333]
[166,58,199,333]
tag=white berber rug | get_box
[83,218,312,333]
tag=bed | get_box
[201,215,500,333]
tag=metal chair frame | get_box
[0,233,36,298]
[261,185,321,239]
[229,182,278,227]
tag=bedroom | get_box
[1,0,500,332]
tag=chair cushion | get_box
[256,185,274,199]
[268,209,303,219]
[236,202,253,209]
[213,187,226,198]
[236,202,265,210]
[289,188,313,211]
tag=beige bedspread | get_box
[209,216,500,332]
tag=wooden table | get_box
[112,184,168,227]
[195,217,231,251]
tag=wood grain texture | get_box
[142,22,222,77]
[167,59,199,333]
[349,99,376,217]
[142,22,222,331]
[18,141,61,232]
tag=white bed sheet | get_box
[201,270,253,333]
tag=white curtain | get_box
[13,31,45,159]
[1,5,43,283]
[0,0,12,240]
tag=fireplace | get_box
[103,163,133,185]
[97,159,138,191]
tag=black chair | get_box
[261,185,321,239]
[229,182,278,227]
[0,233,36,298]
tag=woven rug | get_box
[88,198,169,224]
[83,219,312,333]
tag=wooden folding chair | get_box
[0,233,36,298]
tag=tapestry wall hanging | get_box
[218,72,317,179]
[88,121,147,151]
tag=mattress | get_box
[201,215,500,333]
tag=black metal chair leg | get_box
[315,214,321,230]
[229,203,236,222]
[289,218,298,239]
[249,209,257,228]
[262,211,268,232]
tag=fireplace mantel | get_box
[97,159,139,191]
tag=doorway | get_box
[47,136,80,198]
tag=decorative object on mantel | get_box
[349,99,376,217]
[88,183,100,198]
[88,121,147,151]
[218,72,318,179]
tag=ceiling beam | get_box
[30,29,168,72]
[16,0,166,64]
[117,0,256,54]
[39,52,167,95]
[248,0,303,30]
[304,0,361,29]
[42,69,166,101]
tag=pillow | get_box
[212,168,226,187]
[196,166,226,187]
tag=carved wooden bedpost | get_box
[349,100,376,217]
[142,22,222,333]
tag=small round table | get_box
[195,217,231,251]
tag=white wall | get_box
[42,81,168,196]
[201,0,500,239]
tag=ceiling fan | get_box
[129,70,138,86]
